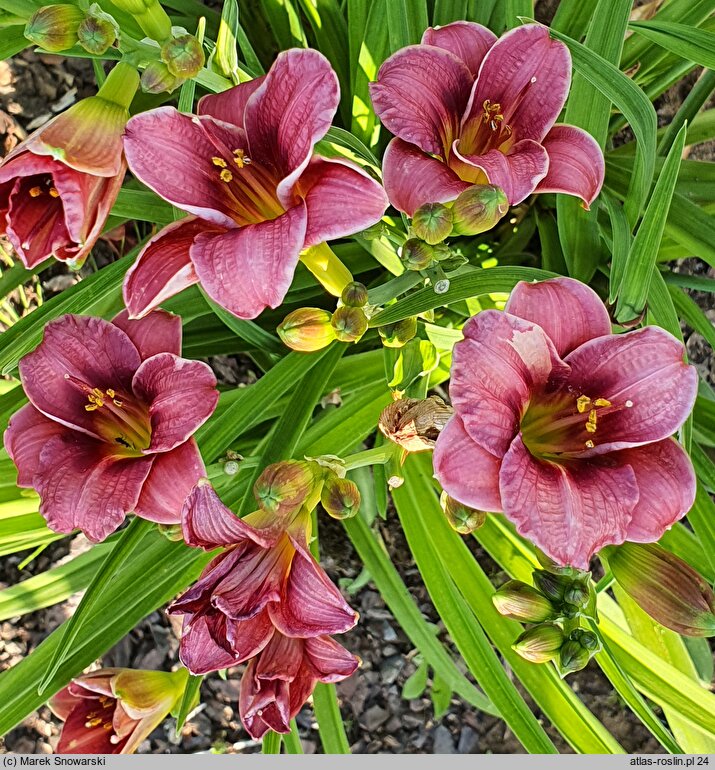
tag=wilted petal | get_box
[500,435,639,569]
[178,614,244,675]
[198,76,266,128]
[132,353,218,453]
[253,631,303,682]
[225,610,276,663]
[370,45,472,156]
[422,21,497,76]
[190,204,307,320]
[112,309,182,359]
[4,403,67,487]
[433,414,502,511]
[534,124,605,207]
[505,276,611,357]
[239,658,291,738]
[620,439,696,542]
[382,138,470,215]
[304,635,360,682]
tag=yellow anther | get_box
[233,148,251,168]
[586,409,597,434]
[92,388,104,397]
[85,717,103,728]
[585,440,595,449]
[220,168,233,183]
[593,398,611,408]
[112,399,123,407]
[576,395,591,413]
[29,186,43,197]
[85,404,99,412]
[103,723,113,731]
[49,187,60,198]
[211,156,227,168]
[106,389,116,398]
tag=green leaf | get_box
[629,20,715,70]
[0,25,27,59]
[313,683,350,753]
[174,674,203,735]
[284,721,304,754]
[505,0,532,29]
[602,192,632,304]
[550,0,597,37]
[432,0,468,26]
[658,70,715,156]
[111,189,174,224]
[258,0,306,50]
[262,731,282,754]
[212,0,240,82]
[402,658,429,699]
[386,0,429,52]
[430,674,452,719]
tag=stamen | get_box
[576,395,591,414]
[106,389,116,398]
[585,440,595,449]
[593,398,611,407]
[586,409,597,434]
[233,148,251,168]
[29,186,43,197]
[85,717,103,728]
[220,168,233,183]
[49,187,60,198]
[212,156,227,168]
[85,404,99,412]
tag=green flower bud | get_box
[161,34,205,78]
[411,202,453,245]
[140,60,183,94]
[440,492,486,535]
[512,623,565,663]
[610,542,715,637]
[25,4,84,52]
[558,639,591,676]
[401,238,434,271]
[492,580,558,623]
[321,474,361,520]
[277,308,336,352]
[331,306,368,343]
[340,281,369,308]
[378,317,418,348]
[532,569,571,603]
[254,460,319,518]
[451,184,509,236]
[570,628,601,652]
[77,5,119,55]
[563,582,590,610]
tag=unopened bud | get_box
[140,60,183,94]
[77,5,119,54]
[25,4,84,51]
[532,569,571,603]
[254,460,318,518]
[378,317,417,348]
[440,492,486,534]
[563,582,590,610]
[161,34,205,78]
[512,623,564,663]
[559,629,601,676]
[379,396,453,453]
[451,184,508,236]
[610,542,715,637]
[492,580,558,623]
[278,308,336,352]
[341,281,369,308]
[412,202,453,245]
[321,474,361,520]
[331,306,368,343]
[401,238,434,271]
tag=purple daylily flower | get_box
[433,277,697,569]
[370,22,605,214]
[4,311,218,542]
[122,48,388,320]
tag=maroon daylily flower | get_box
[49,668,187,754]
[370,22,605,213]
[433,277,697,569]
[122,48,388,320]
[239,630,359,739]
[4,311,218,542]
[169,481,358,675]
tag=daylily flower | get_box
[49,667,187,754]
[4,310,218,542]
[239,631,359,739]
[169,480,358,675]
[433,277,697,569]
[0,62,138,268]
[370,22,605,213]
[122,48,388,320]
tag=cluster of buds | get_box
[25,3,119,55]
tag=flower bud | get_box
[331,306,368,343]
[140,60,183,94]
[440,492,486,535]
[378,317,417,348]
[411,202,453,245]
[25,4,84,52]
[570,628,600,652]
[379,396,453,453]
[492,580,558,623]
[532,569,571,603]
[401,238,434,271]
[321,474,361,520]
[609,542,715,637]
[340,281,369,308]
[512,623,565,663]
[161,34,205,78]
[563,582,590,610]
[451,184,509,236]
[277,308,336,352]
[77,5,119,55]
[254,460,318,518]
[559,629,601,676]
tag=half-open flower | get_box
[0,62,138,268]
[239,631,359,739]
[122,48,388,320]
[49,667,187,754]
[169,480,358,675]
[433,277,697,569]
[370,22,604,213]
[4,310,218,542]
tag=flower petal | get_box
[382,138,470,216]
[225,610,276,663]
[505,276,612,357]
[422,21,497,76]
[296,156,388,247]
[197,76,266,128]
[19,315,141,439]
[564,327,697,451]
[4,403,67,487]
[112,309,182,359]
[122,218,208,320]
[56,698,125,754]
[178,614,244,675]
[304,636,360,682]
[370,45,472,156]
[620,439,696,542]
[433,415,502,511]
[450,309,568,456]
[534,124,605,208]
[133,438,205,524]
[499,435,639,569]
[190,204,307,320]
[132,352,218,453]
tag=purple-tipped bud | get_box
[440,492,486,535]
[161,34,205,78]
[401,238,434,271]
[25,4,84,51]
[331,306,368,343]
[512,623,565,663]
[610,542,715,637]
[140,61,183,94]
[254,460,319,518]
[77,6,119,55]
[321,474,361,520]
[492,580,558,623]
[277,308,336,352]
[412,202,453,245]
[341,281,369,308]
[532,569,571,602]
[451,184,508,236]
[378,317,417,348]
